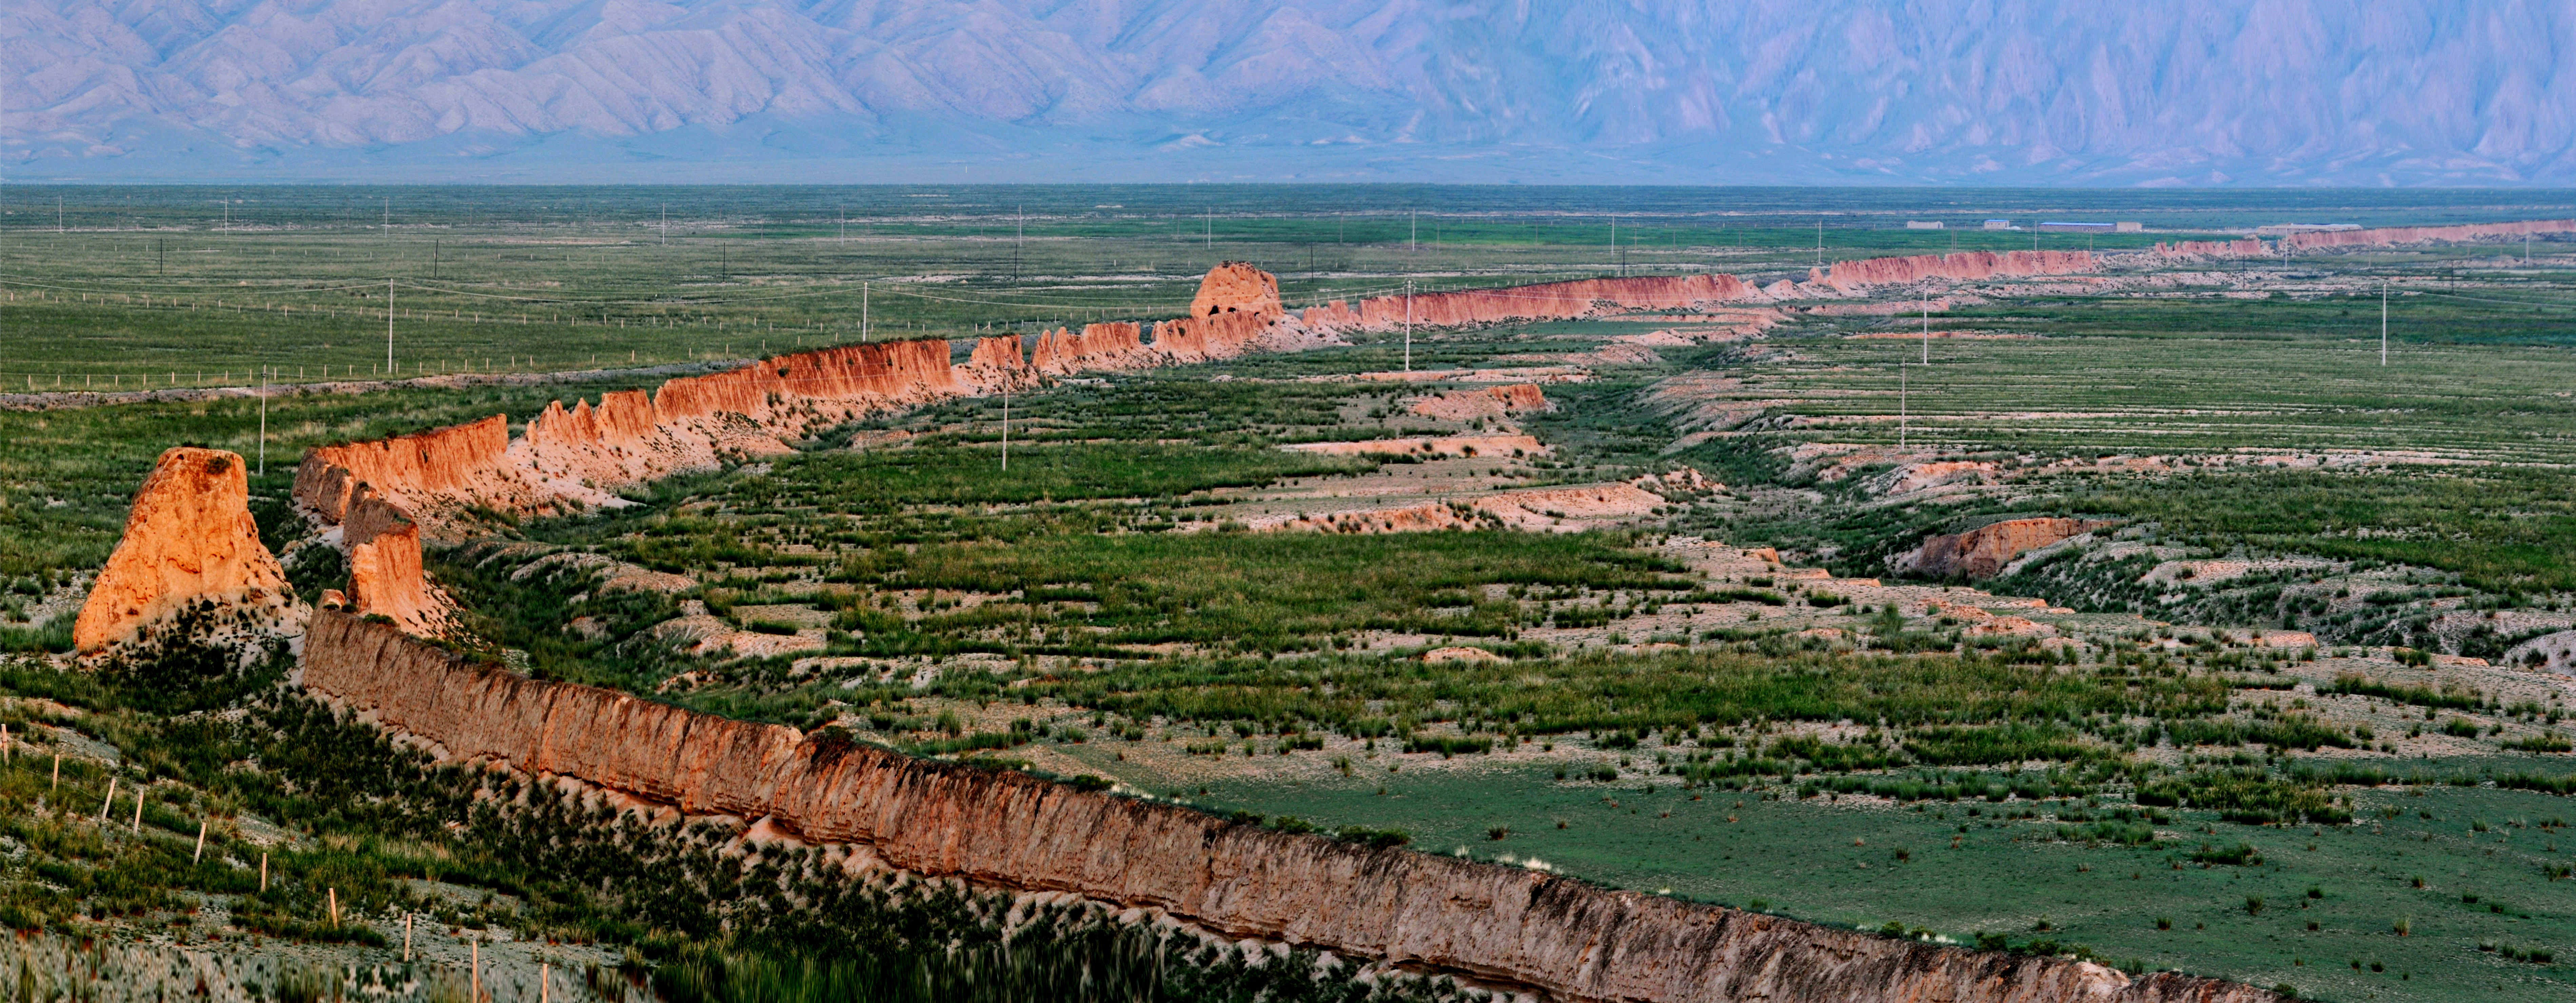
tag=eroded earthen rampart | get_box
[2283,218,2576,251]
[300,611,2271,1003]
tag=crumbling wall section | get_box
[299,611,2270,1003]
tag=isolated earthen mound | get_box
[1190,261,1284,320]
[1895,517,2107,579]
[74,447,302,655]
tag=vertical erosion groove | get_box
[299,611,2274,1003]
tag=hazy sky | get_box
[7,0,2571,184]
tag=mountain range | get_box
[7,0,2573,184]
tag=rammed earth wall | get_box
[300,610,2273,1003]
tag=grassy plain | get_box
[9,185,2566,385]
[4,186,2576,1000]
[1171,760,2574,1002]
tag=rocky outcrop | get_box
[300,610,2268,1003]
[2155,238,2266,257]
[74,448,302,656]
[1894,518,2109,579]
[2284,218,2575,251]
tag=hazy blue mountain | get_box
[7,0,2571,184]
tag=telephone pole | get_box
[1404,279,1414,373]
[660,204,667,246]
[2380,279,2388,366]
[387,278,396,374]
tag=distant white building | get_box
[2115,221,2144,233]
[1982,219,2012,230]
[2039,221,2114,232]
[1905,221,1944,230]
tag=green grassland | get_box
[1166,759,2574,1002]
[9,185,2567,386]
[5,187,2576,1000]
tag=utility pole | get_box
[1404,279,1414,373]
[2380,279,2388,366]
[257,366,268,476]
[1001,390,1010,471]
[1410,210,1417,253]
[861,282,870,341]
[840,206,846,244]
[1015,204,1024,281]
[387,278,396,374]
[660,204,667,246]
[433,240,439,280]
[382,196,390,245]
[1814,217,1822,268]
